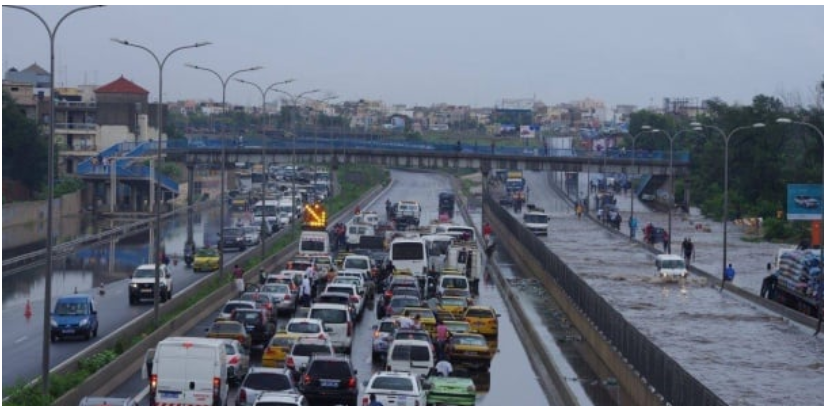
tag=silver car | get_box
[242,226,261,246]
[261,283,295,315]
[235,366,295,406]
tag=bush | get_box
[762,217,807,242]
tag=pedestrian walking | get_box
[233,264,245,294]
[629,216,638,239]
[299,276,313,307]
[575,203,583,220]
[681,238,694,266]
[724,263,736,282]
[662,231,670,253]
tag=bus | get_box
[389,237,429,279]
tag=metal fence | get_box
[486,190,727,406]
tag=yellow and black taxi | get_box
[400,307,437,336]
[438,295,469,316]
[446,332,494,370]
[463,305,499,340]
[205,320,250,350]
[192,247,220,272]
[261,332,301,368]
[443,319,472,335]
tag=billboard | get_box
[787,184,822,220]
[519,125,536,139]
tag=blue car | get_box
[51,294,99,342]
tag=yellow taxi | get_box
[400,307,437,336]
[446,332,494,370]
[261,332,301,368]
[443,320,472,335]
[438,295,469,316]
[192,247,220,273]
[463,306,499,340]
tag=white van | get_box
[654,254,688,278]
[144,337,228,406]
[389,237,429,279]
[307,303,353,354]
[386,339,434,377]
[437,274,470,297]
[299,231,330,256]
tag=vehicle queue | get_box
[141,199,500,406]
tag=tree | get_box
[2,91,48,193]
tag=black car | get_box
[230,308,276,346]
[296,355,358,406]
[220,227,247,251]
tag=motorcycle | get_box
[183,243,195,268]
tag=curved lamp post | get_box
[186,64,263,280]
[272,88,320,224]
[235,77,295,264]
[776,118,824,335]
[691,122,764,292]
[646,127,698,253]
[111,38,210,327]
[626,126,655,239]
[306,94,338,163]
[3,4,103,394]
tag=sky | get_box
[3,5,824,110]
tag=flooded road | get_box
[523,171,824,406]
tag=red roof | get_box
[95,75,149,95]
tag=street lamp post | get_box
[693,123,764,291]
[776,118,824,335]
[187,64,263,280]
[626,126,654,239]
[307,95,338,164]
[112,38,210,326]
[235,78,295,264]
[648,128,697,253]
[273,88,320,224]
[3,4,103,394]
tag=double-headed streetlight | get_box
[4,4,103,394]
[187,64,263,280]
[112,38,210,326]
[776,118,824,335]
[273,88,320,222]
[307,94,338,163]
[626,126,655,238]
[646,127,698,253]
[235,77,295,264]
[691,122,764,291]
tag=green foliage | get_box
[762,217,807,242]
[158,162,184,182]
[3,91,48,194]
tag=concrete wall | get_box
[2,191,82,250]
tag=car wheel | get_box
[51,334,57,343]
[161,290,168,303]
[168,288,173,299]
[93,326,98,338]
[85,329,92,341]
[371,351,379,363]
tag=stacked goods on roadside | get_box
[776,250,822,299]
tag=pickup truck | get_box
[128,264,173,305]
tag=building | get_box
[2,80,39,119]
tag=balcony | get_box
[54,100,97,110]
[54,122,98,134]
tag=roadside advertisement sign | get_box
[787,184,822,220]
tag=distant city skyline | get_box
[3,6,823,109]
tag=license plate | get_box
[320,379,339,388]
[159,391,180,399]
[464,351,478,355]
[245,325,255,331]
[62,329,75,334]
[141,289,152,293]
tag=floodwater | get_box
[525,171,824,406]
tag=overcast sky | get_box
[3,5,823,109]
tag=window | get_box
[288,322,321,334]
[243,372,292,391]
[310,309,347,323]
[133,268,155,278]
[391,345,431,362]
[465,308,493,318]
[371,376,414,391]
[293,344,332,357]
[308,361,352,379]
[392,243,424,260]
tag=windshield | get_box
[262,284,289,294]
[287,322,321,334]
[253,205,277,217]
[344,258,369,269]
[524,214,548,223]
[242,372,292,391]
[453,335,487,346]
[133,268,155,278]
[209,322,243,334]
[391,344,430,361]
[55,301,88,316]
[223,228,243,237]
[197,248,218,257]
[371,376,414,391]
[293,343,332,356]
[392,242,424,260]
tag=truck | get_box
[770,249,823,318]
[128,263,173,305]
[394,200,422,230]
[143,337,229,406]
[438,191,456,220]
[299,230,331,256]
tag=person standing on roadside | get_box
[233,264,245,295]
[682,238,694,266]
[724,263,736,282]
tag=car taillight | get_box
[348,377,356,388]
[350,295,359,303]
[212,377,221,394]
[236,335,245,344]
[150,374,157,391]
[286,356,295,369]
[228,355,239,365]
[284,294,291,300]
[239,388,247,404]
[347,321,353,337]
[303,374,312,385]
[362,397,370,406]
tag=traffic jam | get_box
[143,194,499,406]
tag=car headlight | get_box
[79,318,89,327]
[130,283,138,288]
[51,318,57,327]
[160,282,167,288]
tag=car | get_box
[446,333,494,370]
[286,337,335,374]
[230,308,277,346]
[220,227,247,251]
[426,376,477,406]
[242,226,262,246]
[239,292,278,319]
[655,254,689,279]
[261,283,296,315]
[371,318,399,362]
[283,318,328,340]
[400,307,437,335]
[236,366,297,406]
[315,292,357,321]
[438,296,469,316]
[192,247,220,272]
[463,306,499,340]
[386,339,435,377]
[442,288,474,305]
[251,392,308,406]
[50,294,98,342]
[128,263,172,305]
[443,320,472,335]
[217,300,257,321]
[338,269,375,301]
[361,371,428,406]
[794,195,820,208]
[206,320,251,350]
[262,333,301,368]
[324,283,364,316]
[223,339,251,386]
[307,303,354,354]
[379,294,422,319]
[296,355,359,406]
[332,275,366,299]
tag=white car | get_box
[324,283,364,316]
[261,283,295,315]
[128,263,172,305]
[284,318,328,340]
[655,254,689,279]
[361,371,428,406]
[223,339,250,386]
[242,226,261,246]
[286,337,334,372]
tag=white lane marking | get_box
[15,336,28,344]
